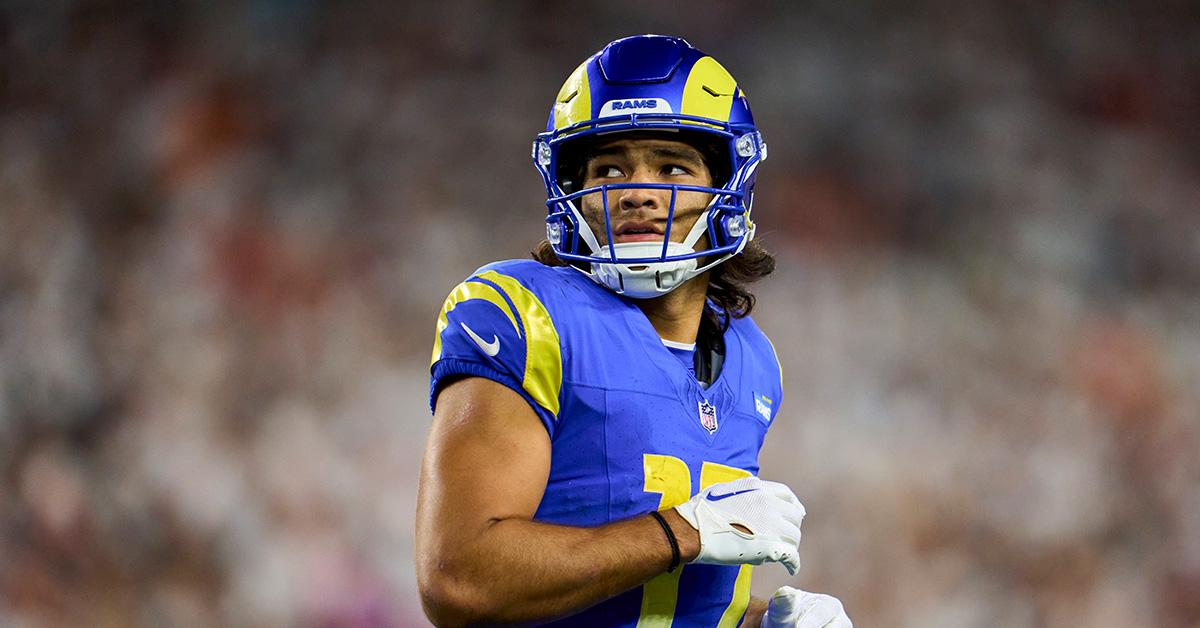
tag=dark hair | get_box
[530,238,776,319]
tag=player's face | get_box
[578,137,714,247]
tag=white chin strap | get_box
[575,198,750,299]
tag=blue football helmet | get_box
[532,35,767,298]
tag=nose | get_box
[616,166,667,212]
[617,187,659,212]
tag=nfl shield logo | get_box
[698,400,718,433]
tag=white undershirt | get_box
[661,338,702,386]
[660,338,697,351]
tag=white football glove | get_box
[763,586,853,628]
[673,477,805,574]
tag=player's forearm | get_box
[418,509,699,625]
[740,596,769,627]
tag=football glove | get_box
[673,477,804,574]
[763,586,853,628]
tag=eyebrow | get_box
[585,145,705,166]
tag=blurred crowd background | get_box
[2,1,1198,626]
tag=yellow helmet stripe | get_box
[680,56,738,125]
[553,60,592,131]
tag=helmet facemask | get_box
[531,35,766,298]
[534,122,765,299]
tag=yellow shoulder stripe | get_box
[431,279,520,367]
[430,271,563,418]
[477,271,562,417]
[680,56,738,127]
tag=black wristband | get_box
[649,510,681,573]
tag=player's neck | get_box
[635,272,711,345]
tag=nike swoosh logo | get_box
[707,488,758,502]
[460,322,500,356]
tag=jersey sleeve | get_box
[429,268,564,437]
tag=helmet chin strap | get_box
[567,196,750,299]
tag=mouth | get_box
[612,222,665,243]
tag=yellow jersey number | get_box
[637,455,754,628]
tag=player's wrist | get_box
[661,508,701,562]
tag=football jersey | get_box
[429,259,784,627]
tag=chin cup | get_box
[589,242,701,299]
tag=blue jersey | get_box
[430,259,784,627]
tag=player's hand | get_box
[673,477,804,574]
[763,586,852,628]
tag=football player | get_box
[416,35,852,627]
